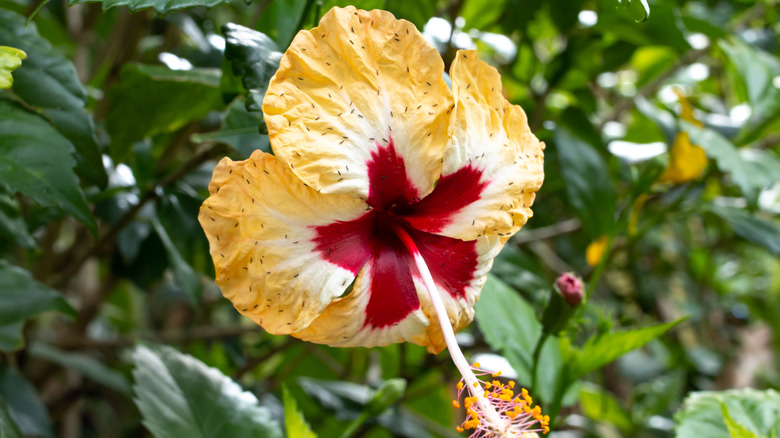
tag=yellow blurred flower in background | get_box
[658,89,708,184]
[586,235,609,267]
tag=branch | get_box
[52,142,227,289]
[511,218,581,245]
[56,325,263,350]
[597,48,708,130]
[233,338,296,379]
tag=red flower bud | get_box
[555,273,583,307]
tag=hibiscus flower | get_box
[199,6,546,435]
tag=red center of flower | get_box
[313,137,489,329]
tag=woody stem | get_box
[390,223,505,429]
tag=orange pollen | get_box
[453,367,550,435]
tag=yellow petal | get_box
[658,132,707,184]
[627,193,648,236]
[263,6,452,200]
[198,151,369,335]
[659,89,707,184]
[434,50,544,241]
[0,46,27,90]
[293,235,503,353]
[675,88,703,127]
[585,235,608,267]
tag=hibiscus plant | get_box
[0,0,779,438]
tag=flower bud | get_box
[555,273,583,307]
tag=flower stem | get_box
[529,332,548,395]
[390,224,506,431]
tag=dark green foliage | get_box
[0,0,778,437]
[0,100,97,236]
[106,64,223,160]
[0,9,107,188]
[0,261,74,351]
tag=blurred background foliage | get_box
[1,0,779,436]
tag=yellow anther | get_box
[456,426,464,433]
[484,382,492,389]
[456,381,463,390]
[473,382,479,388]
[451,400,460,409]
[508,381,515,388]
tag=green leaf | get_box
[0,367,54,438]
[385,0,436,29]
[151,215,202,306]
[719,39,780,130]
[566,319,683,380]
[364,378,406,416]
[0,98,97,235]
[298,377,434,438]
[475,275,562,401]
[132,345,283,438]
[255,0,307,49]
[675,388,780,438]
[0,323,23,352]
[474,274,541,384]
[0,10,106,188]
[595,4,689,52]
[618,0,650,22]
[554,118,617,237]
[0,45,25,89]
[322,0,385,11]
[722,403,760,438]
[282,385,317,438]
[222,23,282,112]
[191,98,269,158]
[579,383,633,433]
[0,190,36,248]
[106,64,223,160]
[0,395,23,438]
[0,261,75,352]
[28,343,132,395]
[68,0,229,13]
[634,95,676,145]
[709,206,780,256]
[684,124,773,203]
[460,0,508,31]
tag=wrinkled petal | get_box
[403,50,544,241]
[198,150,369,335]
[263,6,452,202]
[293,231,503,353]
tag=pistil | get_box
[390,222,548,437]
[388,227,497,435]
